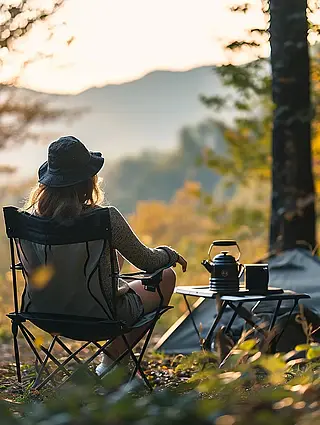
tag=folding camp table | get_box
[175,286,310,351]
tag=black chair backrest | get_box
[3,206,117,320]
[3,206,110,245]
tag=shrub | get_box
[1,342,319,425]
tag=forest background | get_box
[1,0,320,331]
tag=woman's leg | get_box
[129,267,176,313]
[99,268,176,370]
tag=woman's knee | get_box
[161,267,176,293]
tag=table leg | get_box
[251,301,261,313]
[272,300,298,350]
[203,301,228,351]
[228,303,266,336]
[183,295,201,340]
[269,300,282,330]
[225,302,243,334]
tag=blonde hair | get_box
[23,175,104,218]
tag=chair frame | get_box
[3,206,173,392]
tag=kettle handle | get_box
[212,240,237,247]
[208,240,241,261]
[238,263,245,279]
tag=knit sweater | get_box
[19,206,179,318]
[102,206,179,295]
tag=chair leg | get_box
[36,341,101,390]
[19,325,74,390]
[94,342,117,364]
[55,339,120,386]
[55,337,89,365]
[121,335,153,391]
[54,338,100,381]
[95,334,153,381]
[98,346,134,379]
[11,321,22,383]
[32,336,57,389]
[127,309,163,389]
[18,325,51,378]
[21,325,64,372]
[94,334,152,390]
[38,338,135,391]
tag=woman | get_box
[23,135,187,376]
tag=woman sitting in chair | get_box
[22,135,187,376]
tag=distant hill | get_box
[105,124,226,213]
[1,66,226,180]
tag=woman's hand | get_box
[173,254,188,272]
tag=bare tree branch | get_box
[0,1,78,175]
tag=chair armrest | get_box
[119,263,173,292]
[10,263,23,271]
[119,263,172,281]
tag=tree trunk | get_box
[269,0,316,252]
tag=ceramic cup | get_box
[245,264,269,294]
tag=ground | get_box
[0,340,191,403]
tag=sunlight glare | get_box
[3,0,269,94]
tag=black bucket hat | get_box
[38,136,104,188]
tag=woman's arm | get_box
[109,206,180,273]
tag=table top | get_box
[175,285,310,302]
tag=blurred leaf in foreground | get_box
[30,265,54,289]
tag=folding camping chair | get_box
[3,206,173,392]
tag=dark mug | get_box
[245,264,269,294]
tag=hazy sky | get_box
[3,0,270,94]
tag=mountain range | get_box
[1,65,226,181]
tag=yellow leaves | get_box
[259,356,287,385]
[268,372,286,386]
[30,265,54,289]
[184,181,201,198]
[306,345,320,360]
[141,235,153,245]
[238,339,257,352]
[34,335,44,349]
[259,356,286,373]
[290,342,320,362]
[5,271,12,283]
[295,344,310,352]
[128,181,215,286]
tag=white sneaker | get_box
[95,362,145,382]
[95,362,118,377]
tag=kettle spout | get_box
[201,260,213,273]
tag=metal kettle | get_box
[202,240,244,292]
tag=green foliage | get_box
[0,341,319,424]
[199,1,319,188]
[200,59,272,186]
[196,1,320,252]
[174,340,320,403]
